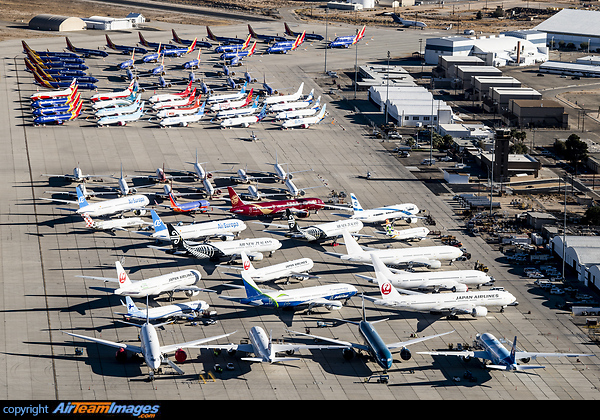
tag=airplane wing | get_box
[38,197,77,205]
[270,342,348,353]
[159,331,237,354]
[416,349,491,360]
[169,285,217,294]
[76,275,119,283]
[62,331,142,354]
[514,351,595,359]
[285,329,368,352]
[385,330,454,351]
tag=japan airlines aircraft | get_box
[65,37,109,57]
[348,193,421,224]
[206,82,248,104]
[220,270,357,311]
[221,251,316,283]
[281,104,326,129]
[42,163,110,183]
[139,209,246,242]
[40,184,149,217]
[97,101,145,127]
[284,22,324,41]
[357,254,491,293]
[63,310,234,377]
[159,101,205,127]
[148,80,193,103]
[105,34,148,55]
[90,80,137,102]
[263,82,304,105]
[417,333,594,372]
[389,13,427,28]
[195,325,344,364]
[247,24,287,43]
[266,32,305,54]
[77,261,211,299]
[375,220,430,241]
[81,213,151,233]
[116,296,210,321]
[328,230,463,269]
[226,186,325,218]
[364,254,518,318]
[220,103,267,128]
[206,26,245,45]
[328,25,366,48]
[157,223,282,262]
[172,29,212,48]
[287,299,454,372]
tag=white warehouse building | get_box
[534,9,600,52]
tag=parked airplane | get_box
[31,68,96,90]
[263,82,304,105]
[97,101,145,127]
[220,103,267,128]
[156,95,203,118]
[22,40,79,58]
[171,28,212,48]
[24,57,88,79]
[356,254,492,293]
[219,41,257,61]
[65,37,109,57]
[77,260,211,299]
[90,79,137,102]
[262,76,277,96]
[328,231,463,269]
[183,48,202,69]
[94,94,143,118]
[42,163,110,183]
[226,186,325,218]
[275,98,320,120]
[365,253,518,318]
[220,270,357,311]
[81,213,151,233]
[29,78,77,102]
[287,299,454,372]
[328,25,366,48]
[159,101,206,127]
[220,251,317,283]
[375,220,430,241]
[139,209,246,242]
[210,88,253,112]
[389,13,427,28]
[152,88,196,111]
[155,223,282,262]
[214,35,251,54]
[197,325,346,364]
[206,81,247,104]
[105,34,148,55]
[162,38,197,57]
[281,104,326,129]
[266,32,305,54]
[148,80,193,103]
[214,97,258,120]
[62,309,234,378]
[206,26,245,45]
[284,22,324,41]
[40,184,149,218]
[116,296,210,321]
[31,92,81,117]
[33,100,83,126]
[269,89,313,112]
[118,49,136,70]
[92,90,138,110]
[158,185,210,213]
[247,24,287,43]
[417,333,594,372]
[31,89,79,110]
[347,193,422,224]
[268,150,313,183]
[229,166,273,185]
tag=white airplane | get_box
[97,102,145,127]
[219,250,317,283]
[151,89,196,111]
[209,88,253,112]
[329,230,463,269]
[77,261,212,299]
[193,325,345,364]
[91,91,137,110]
[279,176,325,198]
[41,163,111,183]
[81,213,151,233]
[137,209,247,242]
[268,89,313,112]
[389,13,427,28]
[155,96,203,119]
[263,82,304,105]
[220,103,267,128]
[364,253,518,318]
[94,94,142,118]
[281,104,326,129]
[417,332,594,372]
[153,223,282,262]
[148,80,193,103]
[214,98,259,120]
[30,79,77,102]
[90,79,137,102]
[62,310,235,377]
[375,220,430,241]
[219,270,357,312]
[39,184,150,218]
[181,151,233,197]
[229,167,274,184]
[275,98,320,120]
[115,296,210,321]
[347,193,422,224]
[356,254,492,293]
[206,81,247,104]
[159,101,205,127]
[260,209,366,243]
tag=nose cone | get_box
[274,240,283,250]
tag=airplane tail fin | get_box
[75,184,89,208]
[65,37,75,52]
[241,270,263,299]
[248,41,257,56]
[206,26,216,41]
[371,253,403,301]
[115,261,134,289]
[240,251,256,274]
[138,32,148,47]
[227,186,245,208]
[342,230,365,256]
[244,88,254,106]
[284,22,294,36]
[105,34,116,50]
[317,103,326,122]
[172,29,181,43]
[124,296,143,317]
[257,103,267,121]
[82,213,95,228]
[242,34,251,50]
[166,223,185,250]
[150,209,167,234]
[350,193,363,213]
[187,37,197,53]
[296,82,304,97]
[286,209,300,232]
[248,24,258,39]
[509,336,518,365]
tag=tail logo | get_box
[118,272,127,284]
[243,260,251,271]
[231,195,239,206]
[381,282,392,295]
[169,228,180,245]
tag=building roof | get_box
[511,99,562,108]
[534,9,600,38]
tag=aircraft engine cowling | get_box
[324,301,343,311]
[471,306,488,318]
[220,235,234,241]
[215,189,222,196]
[175,348,187,363]
[134,209,147,216]
[520,357,531,364]
[342,348,355,360]
[180,122,188,127]
[451,284,468,293]
[460,355,472,362]
[185,290,200,298]
[287,173,293,180]
[286,350,295,356]
[295,210,310,218]
[115,348,128,363]
[410,217,418,224]
[227,348,237,356]
[299,190,306,196]
[248,252,264,261]
[400,347,412,361]
[427,260,442,269]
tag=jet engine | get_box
[400,347,412,361]
[426,260,442,269]
[247,252,264,261]
[451,284,468,293]
[285,350,295,356]
[115,348,128,363]
[410,217,418,224]
[174,348,187,363]
[324,301,343,311]
[460,355,472,362]
[520,357,531,364]
[184,290,200,298]
[342,348,355,360]
[180,122,189,127]
[295,210,310,218]
[219,235,234,241]
[133,209,147,216]
[471,306,488,318]
[299,190,306,196]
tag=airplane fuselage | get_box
[359,321,393,370]
[375,290,517,313]
[230,197,325,217]
[351,204,420,223]
[153,219,247,241]
[77,194,149,217]
[235,283,357,308]
[247,258,314,282]
[343,245,463,266]
[377,269,491,291]
[140,323,163,371]
[116,269,201,298]
[126,300,208,320]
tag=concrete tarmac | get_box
[0,20,599,400]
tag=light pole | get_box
[324,8,328,74]
[419,38,423,75]
[354,28,358,100]
[385,50,390,124]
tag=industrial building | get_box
[504,99,568,129]
[551,235,600,291]
[456,65,503,90]
[538,61,600,78]
[483,87,542,113]
[472,76,521,101]
[28,14,86,32]
[357,65,416,90]
[534,9,600,52]
[83,16,133,30]
[438,55,485,78]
